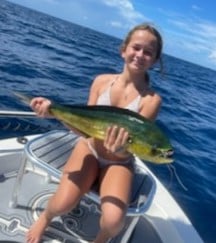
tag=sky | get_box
[8,0,216,71]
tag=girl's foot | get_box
[26,211,50,243]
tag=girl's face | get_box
[121,30,158,73]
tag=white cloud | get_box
[157,8,216,68]
[196,22,216,38]
[172,20,216,55]
[192,5,202,11]
[102,0,146,27]
[110,21,123,28]
[209,51,216,62]
[44,0,57,3]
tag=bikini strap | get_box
[109,75,118,87]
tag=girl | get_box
[27,23,163,243]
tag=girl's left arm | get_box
[139,93,162,121]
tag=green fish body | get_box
[14,92,173,164]
[50,104,173,164]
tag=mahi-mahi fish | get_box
[15,92,174,164]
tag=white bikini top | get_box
[96,77,142,112]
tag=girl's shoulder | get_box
[91,74,118,91]
[140,87,162,109]
[94,73,117,84]
[144,88,162,103]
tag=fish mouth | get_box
[163,149,174,158]
[160,149,174,162]
[149,148,174,163]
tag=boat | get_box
[0,111,203,243]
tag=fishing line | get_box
[167,164,188,191]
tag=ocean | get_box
[0,1,216,242]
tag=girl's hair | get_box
[121,23,163,73]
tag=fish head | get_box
[148,143,174,164]
[130,140,174,164]
[128,127,174,164]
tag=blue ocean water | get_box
[0,1,216,242]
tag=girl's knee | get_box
[100,208,126,236]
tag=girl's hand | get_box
[103,125,130,158]
[30,97,52,117]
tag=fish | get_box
[14,92,174,164]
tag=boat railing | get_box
[9,129,156,242]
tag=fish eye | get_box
[127,136,133,144]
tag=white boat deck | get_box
[0,130,203,243]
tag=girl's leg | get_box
[26,138,99,243]
[94,164,134,243]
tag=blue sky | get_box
[9,0,216,70]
